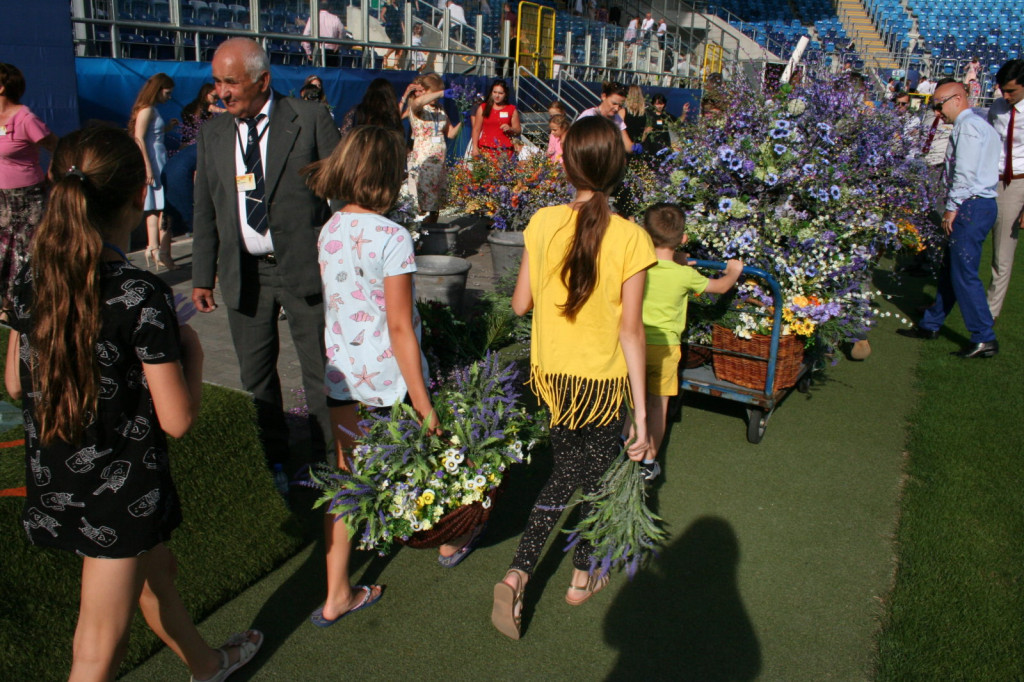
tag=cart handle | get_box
[689,260,786,396]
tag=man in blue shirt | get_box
[898,80,1001,358]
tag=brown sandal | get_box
[565,570,610,606]
[492,569,527,639]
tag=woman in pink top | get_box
[0,63,56,314]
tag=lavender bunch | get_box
[564,447,669,580]
[445,78,483,117]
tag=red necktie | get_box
[922,114,940,155]
[1002,106,1015,186]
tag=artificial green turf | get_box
[874,257,1024,678]
[124,282,920,681]
[0,327,305,681]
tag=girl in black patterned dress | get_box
[4,127,261,682]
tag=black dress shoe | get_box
[896,325,940,340]
[951,341,998,358]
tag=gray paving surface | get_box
[136,221,497,413]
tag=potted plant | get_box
[447,153,574,276]
[306,354,547,553]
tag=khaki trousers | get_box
[986,179,1024,317]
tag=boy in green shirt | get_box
[640,204,742,481]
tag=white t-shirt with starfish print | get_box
[318,211,428,407]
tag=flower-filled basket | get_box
[711,323,804,391]
[308,354,546,555]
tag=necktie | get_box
[922,114,940,155]
[243,114,268,235]
[1002,106,1015,186]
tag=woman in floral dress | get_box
[402,74,460,223]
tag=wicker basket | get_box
[681,342,713,369]
[711,324,804,391]
[399,486,500,549]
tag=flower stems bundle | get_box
[564,446,669,580]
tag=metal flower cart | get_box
[679,261,813,444]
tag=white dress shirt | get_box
[234,94,275,255]
[438,2,468,27]
[988,97,1024,176]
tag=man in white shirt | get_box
[656,18,668,50]
[640,12,654,44]
[916,74,936,95]
[438,0,468,28]
[301,2,347,64]
[986,59,1024,318]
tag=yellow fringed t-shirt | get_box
[524,204,656,428]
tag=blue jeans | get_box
[921,197,998,343]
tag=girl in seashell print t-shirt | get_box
[305,125,437,626]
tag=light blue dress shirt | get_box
[944,108,1000,211]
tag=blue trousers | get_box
[921,197,997,343]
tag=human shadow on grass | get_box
[603,516,761,681]
[231,486,397,676]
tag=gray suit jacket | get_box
[192,94,340,309]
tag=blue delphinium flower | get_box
[765,172,779,186]
[774,119,791,130]
[802,163,816,174]
[770,128,791,139]
[830,185,842,200]
[774,143,788,155]
[718,146,735,162]
[729,158,744,172]
[883,221,898,234]
[718,197,733,212]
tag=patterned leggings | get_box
[510,409,625,574]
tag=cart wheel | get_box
[746,407,768,444]
[797,375,812,394]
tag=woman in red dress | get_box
[470,79,521,161]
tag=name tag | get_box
[499,111,510,119]
[431,135,445,145]
[0,125,7,136]
[656,120,664,126]
[236,173,256,192]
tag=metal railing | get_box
[70,0,771,87]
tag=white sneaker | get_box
[640,460,661,482]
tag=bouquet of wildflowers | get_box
[564,445,668,579]
[308,354,546,554]
[447,154,574,231]
[445,78,483,117]
[631,78,942,357]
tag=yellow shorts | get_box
[646,344,682,396]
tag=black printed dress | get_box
[9,261,183,558]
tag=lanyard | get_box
[102,242,129,262]
[235,117,270,158]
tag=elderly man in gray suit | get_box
[192,38,340,485]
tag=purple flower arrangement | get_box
[308,354,547,554]
[632,78,943,356]
[445,78,484,118]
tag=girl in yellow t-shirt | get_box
[490,116,656,639]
